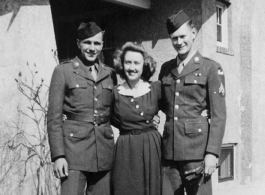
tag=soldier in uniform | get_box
[47,22,117,195]
[159,10,226,195]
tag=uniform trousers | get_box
[162,159,212,195]
[61,170,111,195]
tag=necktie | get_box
[178,62,184,74]
[90,65,97,81]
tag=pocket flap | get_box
[185,119,208,134]
[185,76,206,85]
[102,80,113,90]
[69,81,87,89]
[162,77,174,85]
[63,122,88,139]
[104,127,114,139]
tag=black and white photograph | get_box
[0,0,265,194]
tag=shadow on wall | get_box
[0,0,49,30]
[48,0,217,63]
[113,0,205,49]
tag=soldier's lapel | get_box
[72,57,95,81]
[170,58,180,78]
[178,52,202,78]
[96,61,109,83]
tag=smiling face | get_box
[77,32,103,63]
[169,21,197,60]
[123,51,144,84]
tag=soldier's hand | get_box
[152,114,160,129]
[204,153,217,177]
[201,109,209,118]
[62,114,67,122]
[54,158,68,179]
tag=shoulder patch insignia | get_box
[219,83,225,96]
[218,69,224,75]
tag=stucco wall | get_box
[251,0,265,183]
[0,3,57,194]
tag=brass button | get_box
[140,112,144,116]
[175,92,179,96]
[70,133,73,137]
[136,105,139,109]
[146,120,150,124]
[175,105,179,109]
[131,99,134,102]
[94,110,98,114]
[194,80,197,84]
[176,79,180,83]
[76,84,79,88]
[75,62,79,66]
[94,86,97,89]
[174,117,178,121]
[94,98,98,101]
[198,128,202,132]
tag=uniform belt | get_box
[166,116,208,123]
[65,113,110,125]
[120,127,156,135]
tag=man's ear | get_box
[77,39,81,49]
[191,27,197,40]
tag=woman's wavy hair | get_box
[113,42,156,81]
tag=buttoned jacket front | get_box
[47,56,117,172]
[159,51,226,161]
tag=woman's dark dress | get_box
[112,81,162,195]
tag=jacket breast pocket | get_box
[184,76,206,103]
[102,80,113,107]
[161,77,174,103]
[68,81,88,104]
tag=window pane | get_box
[216,7,219,22]
[218,147,234,182]
[217,25,222,42]
[218,7,222,24]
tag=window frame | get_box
[216,3,228,48]
[218,145,235,182]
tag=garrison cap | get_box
[166,10,190,34]
[77,22,103,40]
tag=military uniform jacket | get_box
[47,56,117,172]
[159,51,226,161]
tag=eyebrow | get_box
[82,40,103,44]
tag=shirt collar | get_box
[117,80,151,98]
[177,49,197,67]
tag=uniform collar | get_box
[177,49,197,67]
[171,51,202,79]
[117,80,151,98]
[72,57,109,82]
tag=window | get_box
[216,0,233,55]
[218,145,234,182]
[216,3,228,47]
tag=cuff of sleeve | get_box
[206,146,220,158]
[51,147,65,162]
